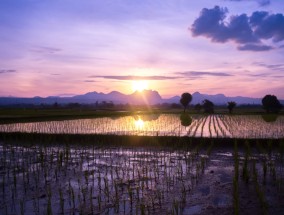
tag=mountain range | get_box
[0,90,282,106]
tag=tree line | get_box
[180,93,282,114]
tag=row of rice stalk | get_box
[1,114,283,138]
[221,115,284,139]
[188,116,206,137]
[0,114,213,138]
[200,116,209,138]
[193,115,227,138]
[214,115,231,137]
[0,140,213,215]
[238,139,284,214]
[208,115,213,138]
[185,115,203,136]
[0,115,189,137]
[233,141,239,215]
[217,115,231,135]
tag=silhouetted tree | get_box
[227,101,236,114]
[53,102,59,108]
[180,92,192,113]
[262,95,282,113]
[194,103,202,113]
[171,103,182,109]
[180,113,192,127]
[67,103,80,108]
[202,99,214,113]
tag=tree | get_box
[53,102,59,108]
[227,101,236,114]
[180,93,192,113]
[202,99,214,113]
[262,95,282,113]
[194,103,202,113]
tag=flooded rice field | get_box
[0,140,283,215]
[0,114,284,139]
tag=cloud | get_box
[92,75,178,80]
[258,0,271,6]
[191,6,257,44]
[253,62,284,71]
[238,44,273,51]
[247,73,284,78]
[250,11,284,42]
[0,69,17,74]
[30,46,62,54]
[177,71,234,77]
[84,80,96,82]
[190,6,284,51]
[226,0,270,6]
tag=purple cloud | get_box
[238,44,273,51]
[226,0,270,6]
[250,11,284,42]
[30,46,62,54]
[0,69,17,74]
[92,75,178,80]
[177,71,233,77]
[191,6,284,51]
[84,80,97,82]
[253,62,284,71]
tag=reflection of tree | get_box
[180,113,192,127]
[261,114,278,123]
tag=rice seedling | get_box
[0,113,283,214]
[253,160,268,215]
[1,114,283,138]
[233,140,239,215]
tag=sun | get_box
[132,80,148,92]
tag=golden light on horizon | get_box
[132,80,148,92]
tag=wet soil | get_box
[0,140,283,215]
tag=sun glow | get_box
[134,117,144,129]
[132,80,148,92]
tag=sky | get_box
[0,0,284,99]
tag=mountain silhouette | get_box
[0,90,283,105]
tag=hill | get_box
[0,90,282,106]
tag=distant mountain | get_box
[0,90,283,106]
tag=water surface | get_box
[0,114,283,138]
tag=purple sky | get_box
[0,0,284,99]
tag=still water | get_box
[0,114,283,138]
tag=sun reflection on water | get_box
[134,117,144,129]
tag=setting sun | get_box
[132,80,148,92]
